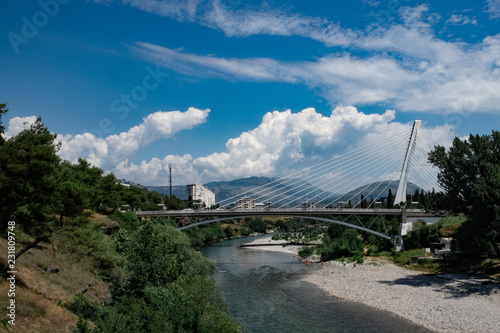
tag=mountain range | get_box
[146,177,423,206]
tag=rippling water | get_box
[202,236,434,333]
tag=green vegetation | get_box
[88,222,240,333]
[271,229,321,244]
[393,249,426,265]
[403,215,465,250]
[429,131,500,259]
[0,106,241,332]
[297,246,315,258]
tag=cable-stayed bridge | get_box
[136,121,445,249]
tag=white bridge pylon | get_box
[394,120,421,206]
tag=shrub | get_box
[247,219,267,234]
[394,248,426,265]
[69,294,99,321]
[298,246,314,258]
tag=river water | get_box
[202,236,434,333]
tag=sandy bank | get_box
[240,235,304,255]
[302,259,500,333]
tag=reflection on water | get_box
[202,236,434,333]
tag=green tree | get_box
[360,195,367,208]
[387,189,394,209]
[0,117,61,260]
[428,131,500,259]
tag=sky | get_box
[1,0,500,187]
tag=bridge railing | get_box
[135,207,435,217]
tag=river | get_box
[202,236,434,333]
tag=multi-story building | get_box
[186,184,215,208]
[237,196,255,209]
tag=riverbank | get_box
[303,258,500,333]
[240,235,304,255]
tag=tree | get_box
[0,117,60,234]
[387,188,394,208]
[428,131,500,259]
[0,117,61,264]
[360,195,367,208]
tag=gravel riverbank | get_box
[240,235,303,255]
[302,259,500,333]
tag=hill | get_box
[146,185,186,198]
[335,180,422,204]
[146,177,424,206]
[148,176,334,205]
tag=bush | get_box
[247,219,267,234]
[298,246,314,258]
[352,252,364,264]
[69,294,99,321]
[318,229,364,262]
[109,211,141,232]
[394,249,426,265]
[53,217,124,281]
[366,245,379,256]
[240,226,251,236]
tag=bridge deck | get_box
[135,208,437,218]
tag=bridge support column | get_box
[393,207,407,251]
[392,235,404,251]
[394,120,421,206]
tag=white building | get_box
[186,184,215,208]
[237,197,255,209]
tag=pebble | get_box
[302,259,500,333]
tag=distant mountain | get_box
[334,180,422,205]
[204,176,335,206]
[146,185,186,198]
[146,178,423,206]
[146,176,334,204]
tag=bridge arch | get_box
[177,215,391,241]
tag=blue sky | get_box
[2,0,500,186]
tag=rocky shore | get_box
[302,259,500,333]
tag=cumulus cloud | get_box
[56,107,210,171]
[3,116,38,138]
[113,106,455,187]
[4,106,453,190]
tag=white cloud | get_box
[445,14,478,26]
[3,116,38,138]
[4,107,453,190]
[136,39,500,114]
[56,107,210,171]
[123,0,357,47]
[487,0,500,18]
[112,106,454,187]
[123,1,500,114]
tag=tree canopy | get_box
[428,131,500,259]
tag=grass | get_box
[0,282,78,333]
[0,212,118,333]
[393,248,425,265]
